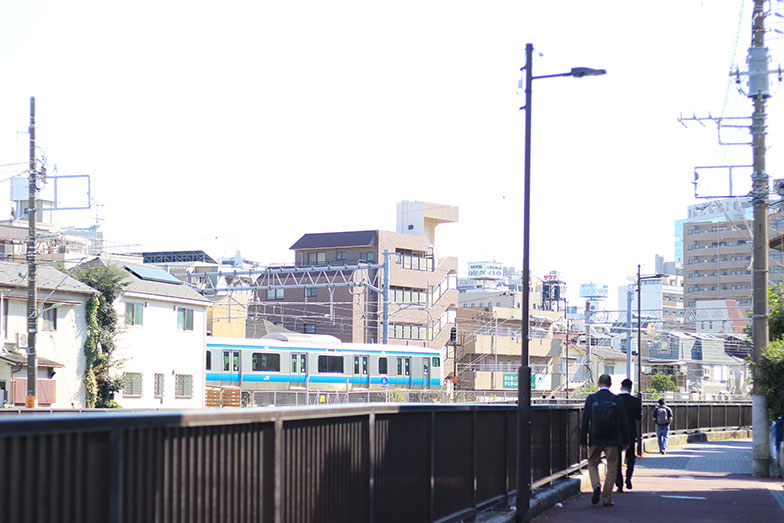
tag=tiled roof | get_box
[0,350,64,368]
[290,230,377,250]
[80,258,210,303]
[0,261,96,295]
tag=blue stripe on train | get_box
[206,343,439,357]
[206,372,441,387]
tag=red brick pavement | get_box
[533,439,784,523]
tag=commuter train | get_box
[205,333,442,392]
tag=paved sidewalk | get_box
[533,439,784,522]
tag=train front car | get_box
[205,333,442,395]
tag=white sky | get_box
[1,1,782,308]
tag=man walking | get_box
[653,398,673,454]
[615,379,642,492]
[580,374,630,507]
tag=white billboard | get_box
[580,283,608,298]
[467,262,503,280]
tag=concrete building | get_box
[616,273,684,332]
[207,294,250,337]
[0,261,96,407]
[83,259,212,408]
[249,202,458,361]
[454,306,563,391]
[679,198,784,311]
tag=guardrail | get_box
[0,402,751,522]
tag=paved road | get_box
[533,439,784,522]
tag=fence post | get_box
[430,410,436,522]
[368,411,375,523]
[108,430,124,523]
[274,418,283,523]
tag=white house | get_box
[0,261,96,408]
[88,260,211,408]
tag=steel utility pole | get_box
[26,96,38,409]
[749,0,771,477]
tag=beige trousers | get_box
[587,445,619,504]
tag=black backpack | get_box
[591,399,619,440]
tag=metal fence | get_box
[0,402,751,523]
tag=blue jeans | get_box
[656,424,670,452]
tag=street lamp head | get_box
[569,67,607,78]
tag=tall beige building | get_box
[249,202,458,354]
[681,200,784,309]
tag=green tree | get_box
[72,263,128,408]
[758,340,784,419]
[650,373,678,393]
[769,284,784,341]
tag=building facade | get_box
[107,262,211,408]
[0,261,95,407]
[249,202,459,362]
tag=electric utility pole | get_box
[749,0,770,477]
[26,96,38,408]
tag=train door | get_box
[397,357,411,387]
[290,353,308,387]
[423,358,431,389]
[353,355,369,387]
[222,350,240,386]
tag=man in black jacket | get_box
[580,374,630,507]
[614,378,642,492]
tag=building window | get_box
[379,357,388,375]
[307,251,326,264]
[123,372,143,398]
[41,304,57,331]
[305,287,318,298]
[304,323,316,334]
[359,251,374,262]
[154,373,164,399]
[318,355,344,373]
[125,302,143,326]
[175,374,193,398]
[177,308,194,331]
[252,353,281,372]
[266,288,284,300]
[336,251,347,261]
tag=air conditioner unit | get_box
[16,332,28,348]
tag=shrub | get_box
[650,373,678,393]
[758,340,784,419]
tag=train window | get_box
[291,354,297,373]
[396,358,402,375]
[233,352,239,372]
[206,351,211,371]
[354,356,360,374]
[404,358,410,376]
[362,357,368,375]
[318,355,344,373]
[224,352,230,371]
[379,357,388,374]
[252,353,281,372]
[432,357,440,367]
[300,355,307,374]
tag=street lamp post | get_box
[517,43,605,522]
[636,265,665,455]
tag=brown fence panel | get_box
[373,412,431,523]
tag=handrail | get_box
[0,402,751,522]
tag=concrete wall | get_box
[2,293,90,408]
[114,293,208,408]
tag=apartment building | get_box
[454,305,564,391]
[680,199,784,312]
[249,202,458,356]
